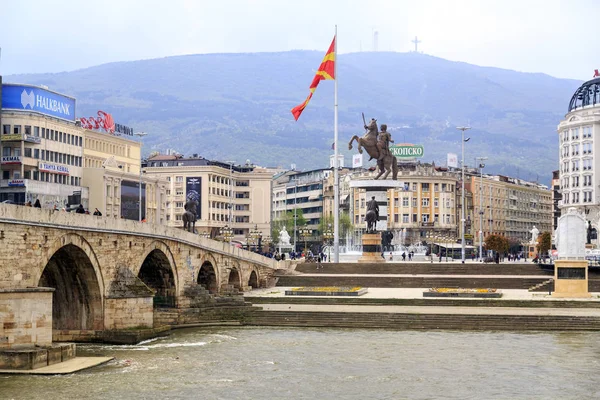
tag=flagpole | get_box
[333,25,340,263]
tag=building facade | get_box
[558,76,600,247]
[0,82,87,208]
[143,155,272,245]
[82,129,168,223]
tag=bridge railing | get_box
[0,204,281,269]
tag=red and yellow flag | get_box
[291,36,336,121]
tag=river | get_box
[2,327,600,399]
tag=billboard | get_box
[186,177,202,219]
[447,153,458,168]
[352,153,363,168]
[1,84,76,122]
[390,144,424,159]
[121,180,146,221]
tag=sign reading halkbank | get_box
[1,84,76,122]
[390,144,424,159]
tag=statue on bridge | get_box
[182,200,198,233]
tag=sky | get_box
[1,0,598,80]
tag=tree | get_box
[485,234,509,255]
[537,231,552,257]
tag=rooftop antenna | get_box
[373,30,379,52]
[412,36,421,52]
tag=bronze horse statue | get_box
[348,118,398,180]
[365,209,378,233]
[182,200,198,233]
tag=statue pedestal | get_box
[552,260,591,298]
[358,233,384,263]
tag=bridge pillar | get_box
[104,266,155,330]
[0,288,53,349]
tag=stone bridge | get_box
[0,204,283,348]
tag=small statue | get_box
[279,226,291,246]
[530,225,539,244]
[365,196,380,233]
[376,124,394,161]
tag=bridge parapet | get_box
[0,204,279,269]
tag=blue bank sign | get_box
[1,84,76,122]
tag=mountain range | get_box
[6,51,582,183]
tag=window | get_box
[434,183,439,192]
[412,214,417,222]
[422,183,430,191]
[34,149,39,159]
[176,176,184,182]
[34,127,40,137]
[434,198,439,207]
[402,197,409,207]
[422,214,430,222]
[412,183,417,191]
[2,125,9,135]
[412,198,417,207]
[13,125,21,134]
[24,126,31,135]
[402,214,409,223]
[24,148,32,157]
[2,147,10,156]
[422,198,429,207]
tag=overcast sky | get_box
[1,0,597,80]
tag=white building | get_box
[558,76,600,243]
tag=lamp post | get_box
[476,157,488,262]
[299,226,312,258]
[323,223,334,263]
[134,132,147,222]
[293,180,298,252]
[250,224,262,252]
[457,126,471,263]
[219,225,233,243]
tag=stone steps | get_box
[247,311,600,331]
[247,296,600,308]
[295,262,554,276]
[276,275,553,290]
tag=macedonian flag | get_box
[291,36,336,121]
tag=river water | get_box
[2,327,600,399]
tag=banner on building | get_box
[1,84,76,122]
[447,153,458,168]
[186,177,202,220]
[352,153,363,168]
[120,180,146,221]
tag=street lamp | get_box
[250,224,262,252]
[134,132,147,222]
[476,156,488,262]
[299,226,312,258]
[457,126,471,263]
[323,223,334,262]
[219,225,233,243]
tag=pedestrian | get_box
[93,208,102,216]
[439,253,442,262]
[25,201,32,207]
[75,204,85,214]
[33,199,41,208]
[408,252,412,261]
[402,252,406,261]
[389,252,393,261]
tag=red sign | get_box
[80,111,116,133]
[594,69,600,78]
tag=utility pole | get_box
[476,157,488,262]
[457,126,471,263]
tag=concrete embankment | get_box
[242,262,600,331]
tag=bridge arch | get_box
[227,267,241,290]
[137,241,179,308]
[197,260,219,294]
[38,233,105,330]
[248,269,259,289]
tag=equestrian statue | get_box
[182,200,198,233]
[365,196,379,233]
[348,114,398,180]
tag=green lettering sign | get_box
[390,145,424,159]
